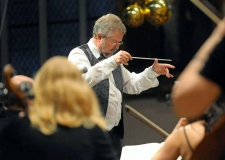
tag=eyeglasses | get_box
[105,37,123,46]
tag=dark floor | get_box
[122,95,179,146]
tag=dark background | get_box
[0,0,224,146]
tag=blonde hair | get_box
[29,56,106,135]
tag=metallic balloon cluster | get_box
[122,0,171,27]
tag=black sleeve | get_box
[0,117,26,160]
[200,38,225,93]
[92,126,117,160]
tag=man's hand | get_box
[152,59,175,78]
[114,50,132,65]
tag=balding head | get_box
[11,75,34,86]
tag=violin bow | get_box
[125,104,169,138]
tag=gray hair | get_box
[93,13,126,38]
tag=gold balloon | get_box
[143,0,171,26]
[126,0,146,6]
[122,3,145,28]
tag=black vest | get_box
[79,44,124,138]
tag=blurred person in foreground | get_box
[155,18,225,160]
[0,75,34,133]
[151,117,204,160]
[0,75,34,156]
[152,95,225,160]
[152,99,225,160]
[0,56,117,160]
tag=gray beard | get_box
[101,40,118,58]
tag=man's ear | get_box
[97,33,103,41]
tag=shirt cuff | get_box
[107,56,118,68]
[100,56,118,76]
[145,66,159,79]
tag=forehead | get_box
[109,30,124,41]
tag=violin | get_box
[190,115,225,159]
[190,100,225,160]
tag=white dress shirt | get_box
[68,38,159,130]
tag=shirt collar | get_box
[88,38,101,59]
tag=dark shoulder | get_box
[1,114,30,136]
[90,125,109,138]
